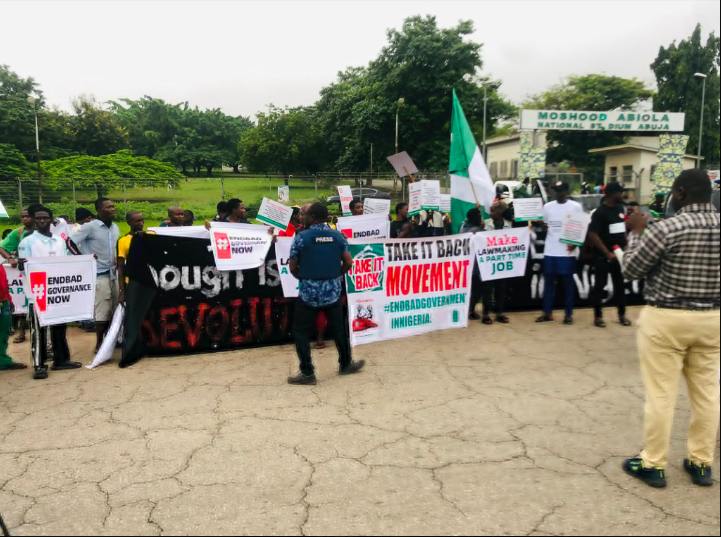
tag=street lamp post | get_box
[395,97,404,155]
[482,86,488,162]
[694,73,707,169]
[27,96,42,202]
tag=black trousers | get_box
[469,269,482,317]
[30,308,70,369]
[294,300,351,376]
[482,281,507,317]
[591,257,627,318]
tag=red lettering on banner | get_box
[261,298,273,340]
[452,261,462,289]
[229,299,248,344]
[430,263,444,292]
[421,264,430,294]
[400,265,411,295]
[160,307,181,349]
[444,262,453,289]
[178,303,210,348]
[386,267,401,296]
[248,297,260,337]
[142,319,159,347]
[206,306,229,341]
[411,265,422,294]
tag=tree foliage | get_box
[68,96,129,156]
[524,74,654,169]
[0,143,33,179]
[651,24,720,164]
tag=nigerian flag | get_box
[449,89,495,233]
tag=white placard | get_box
[559,212,591,247]
[363,198,391,215]
[474,228,531,282]
[24,255,97,327]
[337,213,391,240]
[420,180,441,211]
[536,179,548,203]
[274,238,300,298]
[278,185,290,203]
[257,197,293,231]
[2,264,28,314]
[337,185,354,216]
[86,304,125,370]
[208,222,274,271]
[408,182,423,216]
[520,110,685,132]
[386,151,419,178]
[440,195,452,213]
[0,200,8,218]
[513,198,544,222]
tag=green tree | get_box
[109,96,185,159]
[315,16,516,173]
[239,105,322,175]
[0,143,33,179]
[43,150,183,197]
[69,95,129,156]
[524,75,654,169]
[0,65,45,159]
[651,24,720,165]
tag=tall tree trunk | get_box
[206,165,213,177]
[233,163,240,174]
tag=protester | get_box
[72,208,95,235]
[390,203,410,238]
[594,183,603,195]
[0,208,35,344]
[419,210,445,236]
[214,201,229,222]
[183,209,195,226]
[649,192,666,217]
[160,206,185,228]
[621,169,720,489]
[536,181,584,325]
[581,181,591,195]
[481,201,511,325]
[71,198,120,352]
[588,182,631,328]
[398,215,428,239]
[287,202,364,385]
[117,210,147,305]
[226,198,250,224]
[626,201,641,215]
[17,205,81,379]
[279,207,301,237]
[0,263,27,371]
[349,199,364,216]
[460,207,485,320]
[1,229,10,241]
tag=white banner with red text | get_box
[474,227,531,281]
[336,213,390,241]
[345,235,475,346]
[2,264,28,314]
[23,255,96,327]
[208,222,274,271]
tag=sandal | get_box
[481,317,494,325]
[495,315,510,324]
[12,334,26,344]
[51,361,82,371]
[619,317,632,327]
[535,314,554,323]
[594,318,607,328]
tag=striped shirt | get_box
[622,203,720,310]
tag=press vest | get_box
[297,227,346,281]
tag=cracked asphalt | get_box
[0,306,719,536]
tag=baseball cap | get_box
[552,181,570,192]
[605,182,627,195]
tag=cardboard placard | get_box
[277,185,290,203]
[386,151,418,178]
[420,180,441,211]
[257,197,293,231]
[337,185,354,216]
[440,195,452,213]
[559,212,591,247]
[408,182,423,216]
[363,198,391,215]
[513,198,544,222]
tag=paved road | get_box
[0,307,718,535]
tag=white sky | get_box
[1,0,719,119]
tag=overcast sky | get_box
[1,0,719,118]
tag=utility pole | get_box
[28,96,42,202]
[694,72,707,169]
[482,86,488,162]
[370,143,373,174]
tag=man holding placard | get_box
[588,182,631,328]
[536,182,584,325]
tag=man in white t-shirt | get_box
[536,181,584,325]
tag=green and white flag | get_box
[449,89,495,234]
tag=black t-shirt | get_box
[589,203,627,252]
[390,219,408,239]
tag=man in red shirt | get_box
[0,264,28,371]
[279,207,301,237]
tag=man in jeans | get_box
[71,198,120,352]
[288,203,364,385]
[622,169,720,488]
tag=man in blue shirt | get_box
[71,198,120,352]
[288,203,364,385]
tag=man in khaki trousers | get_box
[622,169,720,488]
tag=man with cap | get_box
[649,192,666,218]
[536,181,584,325]
[588,181,631,328]
[287,202,364,385]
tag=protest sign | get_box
[208,222,275,271]
[474,227,531,281]
[387,151,418,178]
[87,304,125,370]
[408,182,423,216]
[337,213,390,240]
[560,212,591,247]
[3,264,28,314]
[274,237,300,298]
[257,197,293,231]
[363,198,391,215]
[24,255,96,327]
[337,185,354,216]
[440,195,452,213]
[345,235,475,347]
[420,180,441,211]
[513,198,544,222]
[536,179,549,203]
[278,185,290,203]
[0,200,8,218]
